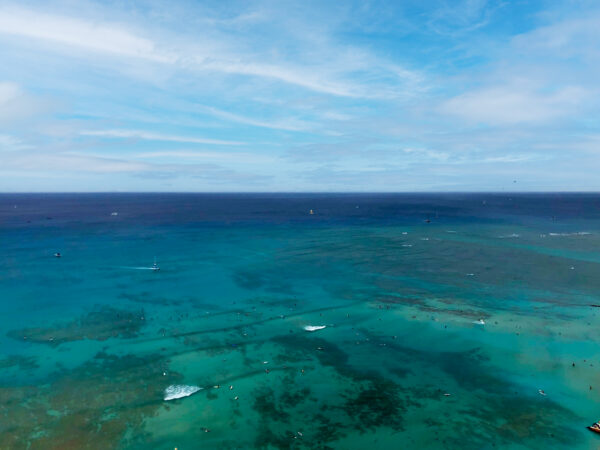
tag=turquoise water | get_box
[2,194,600,449]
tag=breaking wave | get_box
[164,385,202,401]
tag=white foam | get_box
[473,319,485,325]
[164,385,202,401]
[548,231,591,237]
[304,325,326,332]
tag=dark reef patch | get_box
[253,388,290,422]
[443,392,579,449]
[339,377,407,432]
[269,329,581,449]
[280,387,310,408]
[0,354,39,371]
[272,334,352,377]
[233,270,264,290]
[258,333,413,447]
[233,269,294,294]
[7,306,147,346]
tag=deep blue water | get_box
[4,193,600,226]
[2,193,600,449]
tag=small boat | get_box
[53,252,61,258]
[151,257,160,271]
[587,422,600,433]
[309,209,315,215]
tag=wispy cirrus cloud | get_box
[438,84,587,125]
[0,150,150,173]
[0,7,175,63]
[199,106,314,132]
[436,7,600,128]
[427,0,496,35]
[80,130,244,146]
[511,13,600,60]
[0,150,274,188]
[0,81,52,124]
[0,134,25,149]
[1,1,599,191]
[133,150,278,165]
[0,5,419,99]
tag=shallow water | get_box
[2,193,600,449]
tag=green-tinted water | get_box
[2,195,600,449]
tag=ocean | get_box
[1,193,600,449]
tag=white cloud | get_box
[133,150,278,164]
[0,81,20,104]
[427,0,496,35]
[0,7,175,63]
[0,150,276,188]
[438,84,586,125]
[402,147,450,161]
[511,13,600,59]
[2,2,598,191]
[1,151,150,173]
[0,5,420,98]
[200,106,314,131]
[477,154,540,164]
[0,81,52,123]
[200,60,362,98]
[80,129,244,145]
[0,134,22,149]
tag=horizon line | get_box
[2,191,600,195]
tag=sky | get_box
[0,0,599,192]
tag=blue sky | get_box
[0,0,598,191]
